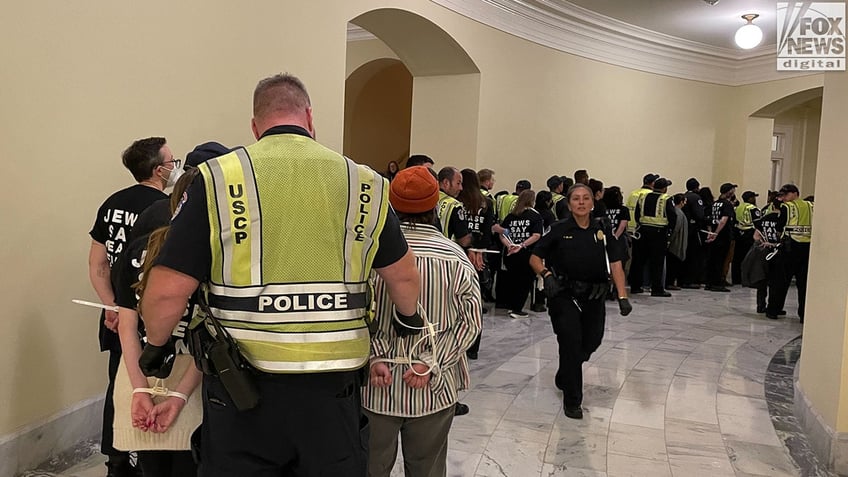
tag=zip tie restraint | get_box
[133,378,188,402]
[372,304,443,377]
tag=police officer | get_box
[530,183,631,419]
[680,178,706,288]
[478,168,498,303]
[547,175,568,220]
[633,178,676,297]
[137,74,421,476]
[625,173,658,293]
[88,137,173,477]
[767,184,813,322]
[731,191,762,285]
[437,166,471,248]
[496,179,532,222]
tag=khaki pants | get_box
[364,406,455,477]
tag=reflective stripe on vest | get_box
[782,199,813,243]
[735,203,756,230]
[199,135,389,373]
[437,191,461,239]
[551,193,565,219]
[497,194,518,222]
[626,188,651,232]
[637,192,669,227]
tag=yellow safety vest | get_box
[437,191,463,239]
[551,193,565,219]
[637,192,670,227]
[735,203,756,231]
[782,199,813,243]
[497,194,518,222]
[627,187,652,232]
[199,134,389,373]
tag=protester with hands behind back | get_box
[530,183,631,420]
[363,166,482,477]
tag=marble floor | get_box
[24,286,824,477]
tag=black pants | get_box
[731,230,755,285]
[101,348,129,460]
[767,242,810,319]
[501,249,535,312]
[138,450,196,477]
[548,295,606,408]
[640,226,668,293]
[680,224,703,285]
[628,234,647,290]
[199,370,367,477]
[707,236,731,287]
[665,253,683,288]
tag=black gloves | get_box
[543,274,563,299]
[139,339,176,378]
[618,298,632,316]
[393,309,424,337]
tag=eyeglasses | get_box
[161,159,182,169]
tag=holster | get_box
[566,280,610,301]
[188,299,261,412]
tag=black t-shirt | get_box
[539,208,556,231]
[554,199,569,221]
[711,199,735,239]
[604,207,630,233]
[112,232,195,355]
[462,204,495,248]
[156,129,408,281]
[533,218,624,283]
[683,191,706,225]
[754,211,781,244]
[501,209,543,247]
[89,184,168,267]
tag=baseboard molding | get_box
[795,379,848,476]
[0,396,103,477]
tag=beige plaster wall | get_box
[799,70,848,432]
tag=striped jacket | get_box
[362,223,482,418]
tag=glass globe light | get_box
[735,14,763,49]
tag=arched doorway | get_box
[752,88,823,194]
[345,8,480,172]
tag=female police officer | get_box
[530,183,632,419]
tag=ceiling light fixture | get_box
[735,13,763,49]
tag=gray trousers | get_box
[364,406,455,477]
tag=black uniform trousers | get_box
[639,226,668,293]
[627,233,647,291]
[707,235,731,287]
[548,295,606,409]
[138,450,196,477]
[199,370,367,477]
[731,230,755,285]
[767,242,810,320]
[680,224,704,286]
[500,248,535,312]
[101,348,126,458]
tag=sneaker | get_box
[530,303,547,312]
[509,310,529,319]
[564,406,583,420]
[766,313,779,320]
[455,402,470,416]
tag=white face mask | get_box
[163,165,183,188]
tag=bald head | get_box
[252,74,314,138]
